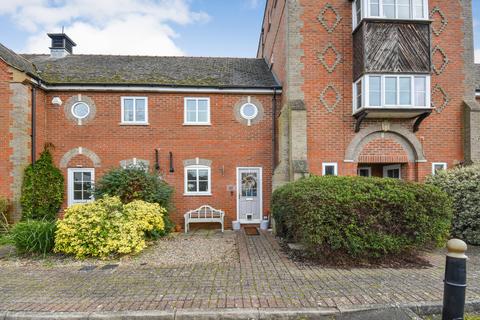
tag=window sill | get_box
[119,122,150,126]
[183,193,212,197]
[183,123,211,126]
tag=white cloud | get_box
[248,0,262,9]
[475,49,480,63]
[0,0,210,56]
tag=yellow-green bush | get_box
[54,196,165,259]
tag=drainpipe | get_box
[31,86,37,164]
[272,88,277,170]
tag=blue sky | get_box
[0,0,478,61]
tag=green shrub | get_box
[427,164,480,245]
[0,197,9,233]
[272,176,452,261]
[11,220,56,255]
[54,196,166,259]
[94,166,174,234]
[21,147,64,221]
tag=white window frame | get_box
[68,168,95,206]
[383,164,402,179]
[121,97,148,124]
[352,0,429,29]
[184,97,211,125]
[322,163,338,176]
[184,165,212,196]
[353,74,431,114]
[432,162,447,175]
[357,166,372,177]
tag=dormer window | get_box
[353,0,428,28]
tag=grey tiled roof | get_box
[0,43,37,75]
[20,54,280,88]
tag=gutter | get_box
[37,83,282,94]
[31,86,36,164]
[272,88,278,170]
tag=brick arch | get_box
[345,124,426,162]
[60,147,101,168]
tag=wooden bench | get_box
[184,205,225,233]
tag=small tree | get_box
[21,146,64,221]
[94,166,174,235]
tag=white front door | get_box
[68,168,95,206]
[383,164,401,179]
[237,167,262,223]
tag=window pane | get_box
[82,172,91,181]
[187,182,197,192]
[324,166,336,176]
[370,0,380,16]
[74,191,83,200]
[399,77,411,105]
[135,99,146,122]
[383,0,395,18]
[73,182,82,191]
[83,190,92,200]
[198,181,209,192]
[356,80,362,109]
[74,172,82,182]
[385,77,397,105]
[369,76,381,106]
[414,77,426,106]
[186,100,197,122]
[355,0,361,24]
[187,169,197,180]
[413,0,424,18]
[123,99,134,122]
[198,169,209,180]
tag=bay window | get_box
[353,0,428,27]
[353,74,430,112]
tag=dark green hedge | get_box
[427,164,480,245]
[21,148,64,221]
[272,176,452,261]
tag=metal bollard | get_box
[442,239,468,320]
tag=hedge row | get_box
[272,176,453,261]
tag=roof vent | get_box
[48,33,76,58]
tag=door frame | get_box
[236,167,263,224]
[383,164,401,179]
[67,168,95,207]
[357,166,372,177]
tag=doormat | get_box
[244,226,259,236]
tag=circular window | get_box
[240,103,258,120]
[71,102,90,119]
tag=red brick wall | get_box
[358,139,409,164]
[0,60,13,201]
[43,91,275,226]
[296,0,464,181]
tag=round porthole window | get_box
[240,103,258,120]
[71,102,90,119]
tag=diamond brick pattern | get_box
[317,3,342,33]
[432,45,449,75]
[317,42,342,73]
[319,84,342,113]
[430,7,448,37]
[431,84,450,113]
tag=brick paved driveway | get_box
[0,230,479,313]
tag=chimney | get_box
[48,33,76,58]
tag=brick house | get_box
[1,0,479,227]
